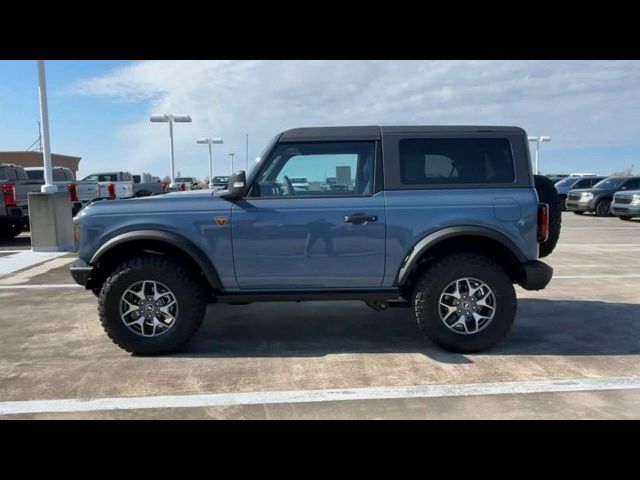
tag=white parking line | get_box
[0,284,82,290]
[553,274,640,279]
[1,376,639,416]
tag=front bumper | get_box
[69,258,95,288]
[565,199,595,212]
[519,260,553,291]
[611,203,640,217]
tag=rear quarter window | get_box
[398,138,515,186]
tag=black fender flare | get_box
[395,226,527,286]
[90,229,222,289]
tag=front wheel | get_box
[619,216,632,221]
[573,211,585,215]
[595,199,612,217]
[98,255,208,354]
[559,196,567,211]
[413,253,517,353]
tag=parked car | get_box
[25,166,98,215]
[70,126,558,355]
[288,177,310,192]
[81,172,135,199]
[611,190,640,220]
[209,176,230,190]
[554,176,605,210]
[170,177,200,191]
[0,164,44,236]
[565,176,640,216]
[132,174,164,197]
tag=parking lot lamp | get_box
[196,137,224,184]
[528,136,552,175]
[36,61,56,193]
[228,152,235,173]
[150,114,192,184]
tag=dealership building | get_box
[0,151,81,176]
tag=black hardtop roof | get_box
[280,125,526,141]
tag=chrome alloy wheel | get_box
[438,277,496,335]
[120,280,179,337]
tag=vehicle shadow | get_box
[0,235,31,248]
[171,298,640,362]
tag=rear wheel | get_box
[412,253,517,353]
[534,175,561,258]
[98,254,208,354]
[595,199,612,217]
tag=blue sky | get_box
[1,60,639,179]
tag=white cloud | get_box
[70,60,640,178]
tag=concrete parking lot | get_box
[0,213,639,419]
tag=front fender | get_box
[90,229,222,290]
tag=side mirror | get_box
[221,170,247,199]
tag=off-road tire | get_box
[98,254,208,355]
[595,198,612,217]
[534,175,562,258]
[413,253,517,353]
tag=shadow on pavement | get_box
[172,298,640,362]
[0,235,31,248]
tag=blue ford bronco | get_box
[70,126,559,355]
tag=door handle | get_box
[344,214,378,224]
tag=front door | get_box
[231,141,386,289]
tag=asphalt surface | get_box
[0,213,639,419]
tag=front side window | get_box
[622,178,640,190]
[399,138,515,186]
[250,142,375,197]
[594,178,624,190]
[574,178,593,189]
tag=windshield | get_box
[593,178,624,190]
[212,176,229,183]
[174,178,193,183]
[555,177,579,188]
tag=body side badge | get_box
[215,216,229,226]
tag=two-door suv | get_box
[70,126,556,355]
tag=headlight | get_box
[581,192,594,201]
[632,194,640,203]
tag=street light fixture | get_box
[150,114,192,184]
[196,137,224,185]
[228,152,235,173]
[528,135,551,175]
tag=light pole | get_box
[528,136,551,175]
[150,114,192,184]
[36,61,56,193]
[196,137,224,186]
[228,152,235,173]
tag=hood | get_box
[75,189,230,220]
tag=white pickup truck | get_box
[81,172,135,199]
